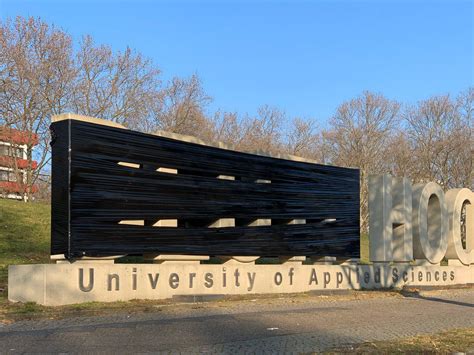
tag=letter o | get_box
[445,188,474,265]
[274,272,283,286]
[412,182,448,264]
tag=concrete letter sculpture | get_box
[369,174,473,265]
[445,188,474,265]
[368,175,413,262]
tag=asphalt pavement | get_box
[0,288,473,353]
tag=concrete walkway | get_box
[0,289,473,353]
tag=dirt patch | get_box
[326,327,474,354]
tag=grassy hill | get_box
[0,199,51,294]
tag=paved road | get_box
[0,289,473,353]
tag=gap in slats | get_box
[156,167,178,174]
[217,174,235,181]
[118,220,145,226]
[119,219,179,227]
[118,162,141,168]
[235,218,272,227]
[145,219,178,227]
[272,219,307,227]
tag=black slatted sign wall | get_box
[51,119,360,259]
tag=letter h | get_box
[369,175,413,262]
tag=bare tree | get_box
[2,17,473,210]
[386,130,415,179]
[196,104,285,155]
[405,94,472,189]
[72,35,161,130]
[323,91,401,231]
[152,74,213,140]
[0,17,74,201]
[0,17,164,201]
[285,118,323,161]
[212,111,244,147]
[456,87,474,189]
[229,105,284,154]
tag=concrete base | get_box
[8,263,474,306]
[51,255,125,264]
[413,259,440,266]
[143,255,210,264]
[219,256,259,264]
[447,259,465,266]
[312,256,337,265]
[279,256,306,264]
[338,258,360,265]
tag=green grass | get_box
[360,233,369,264]
[0,199,51,299]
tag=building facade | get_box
[0,126,38,200]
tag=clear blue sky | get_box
[0,0,473,124]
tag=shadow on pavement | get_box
[401,289,474,309]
